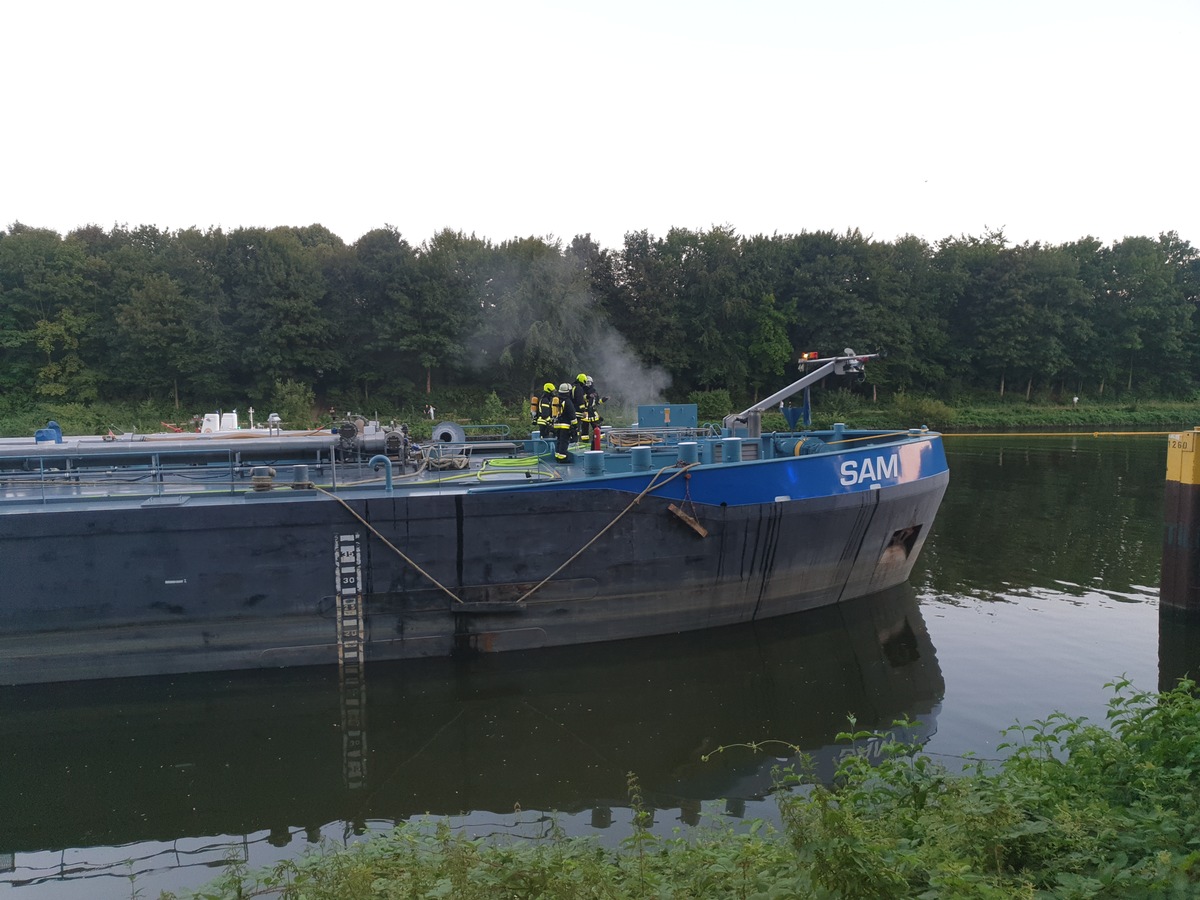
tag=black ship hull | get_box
[1,449,947,684]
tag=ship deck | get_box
[0,422,936,510]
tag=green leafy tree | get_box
[608,230,692,379]
[407,229,487,395]
[1057,236,1109,396]
[676,225,755,395]
[33,305,97,399]
[936,231,1014,394]
[1100,234,1195,396]
[859,235,948,395]
[770,230,910,403]
[218,227,339,400]
[83,225,233,404]
[348,226,420,403]
[3,220,1200,413]
[1014,243,1089,399]
[747,293,794,396]
[739,234,801,396]
[0,225,95,399]
[114,273,216,407]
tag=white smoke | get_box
[575,327,672,425]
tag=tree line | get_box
[1,221,1197,414]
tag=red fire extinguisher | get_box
[591,426,601,451]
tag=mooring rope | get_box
[512,461,700,604]
[315,484,467,605]
[824,429,914,445]
[316,460,700,608]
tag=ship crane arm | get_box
[734,350,880,418]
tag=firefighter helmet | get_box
[576,373,588,384]
[584,376,593,387]
[558,382,571,394]
[543,382,555,393]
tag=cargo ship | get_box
[0,351,949,685]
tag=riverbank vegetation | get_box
[168,678,1200,899]
[2,223,1198,430]
[2,391,1195,440]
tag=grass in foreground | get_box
[167,678,1200,899]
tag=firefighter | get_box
[570,374,588,415]
[553,382,578,462]
[578,374,608,435]
[535,382,556,439]
[570,374,589,441]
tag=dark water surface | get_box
[4,431,1200,899]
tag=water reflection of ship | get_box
[1159,612,1200,694]
[0,584,943,860]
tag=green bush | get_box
[687,389,733,422]
[777,678,1200,897]
[891,393,957,430]
[477,391,507,424]
[271,380,317,430]
[170,679,1200,900]
[0,400,183,437]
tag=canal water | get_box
[3,431,1199,899]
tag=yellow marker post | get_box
[1161,427,1200,618]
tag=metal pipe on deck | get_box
[370,455,393,493]
[0,435,339,469]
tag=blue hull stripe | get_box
[481,437,948,507]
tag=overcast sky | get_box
[4,0,1196,252]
